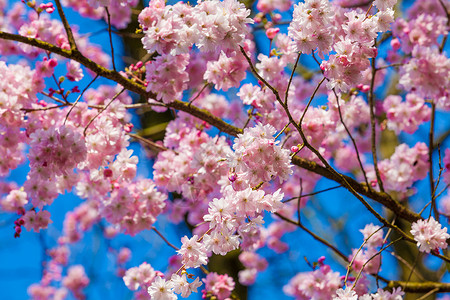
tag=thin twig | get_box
[416,288,439,300]
[64,74,99,124]
[21,104,69,112]
[390,252,425,281]
[275,212,349,262]
[282,185,343,203]
[333,91,369,186]
[83,88,125,136]
[104,7,116,71]
[128,133,169,153]
[344,226,385,286]
[274,122,291,140]
[285,53,301,105]
[368,55,384,192]
[152,227,179,251]
[352,237,403,288]
[188,83,210,106]
[299,77,326,126]
[376,63,404,71]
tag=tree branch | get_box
[54,0,78,51]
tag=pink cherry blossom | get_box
[411,217,450,253]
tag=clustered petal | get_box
[411,217,450,253]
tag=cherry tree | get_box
[0,0,450,299]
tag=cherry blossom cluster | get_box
[228,123,292,188]
[62,0,139,28]
[411,217,450,254]
[27,125,86,181]
[28,243,89,300]
[333,286,404,300]
[202,272,235,300]
[288,0,335,56]
[145,54,190,103]
[238,251,268,285]
[383,93,431,134]
[320,6,393,92]
[139,0,253,56]
[283,257,342,299]
[392,13,448,54]
[399,46,450,109]
[374,142,429,193]
[124,262,202,299]
[1,0,450,298]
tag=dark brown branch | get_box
[54,0,77,51]
[438,0,449,53]
[369,56,385,192]
[0,31,147,96]
[429,102,439,220]
[290,155,422,223]
[104,7,116,71]
[128,133,168,153]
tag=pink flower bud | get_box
[266,27,280,40]
[103,169,113,178]
[228,172,237,182]
[318,256,326,265]
[135,61,143,69]
[273,13,282,22]
[291,146,299,153]
[360,85,370,92]
[17,207,25,215]
[48,58,57,68]
[390,38,401,51]
[123,123,134,133]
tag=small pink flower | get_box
[266,27,280,40]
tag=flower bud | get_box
[266,28,280,40]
